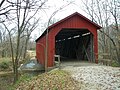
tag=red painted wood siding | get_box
[36,14,99,67]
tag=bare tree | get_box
[23,18,39,59]
[0,25,6,57]
[2,23,16,76]
[82,0,120,64]
[109,0,120,63]
[13,0,47,82]
[0,0,47,83]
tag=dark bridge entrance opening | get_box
[55,28,94,62]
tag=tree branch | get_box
[0,0,5,8]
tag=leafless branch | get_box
[0,0,5,8]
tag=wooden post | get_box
[45,29,48,72]
[54,55,61,69]
[58,55,60,69]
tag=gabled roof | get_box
[36,12,102,42]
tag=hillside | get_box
[14,70,80,90]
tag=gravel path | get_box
[62,66,120,90]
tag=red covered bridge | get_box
[36,12,101,68]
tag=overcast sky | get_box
[32,0,87,40]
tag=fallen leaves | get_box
[15,70,80,90]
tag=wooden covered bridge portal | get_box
[55,28,94,61]
[36,12,101,67]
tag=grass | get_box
[14,70,80,90]
[0,72,34,90]
[111,61,120,67]
[0,73,14,90]
[0,57,11,63]
[0,57,13,90]
[0,57,12,71]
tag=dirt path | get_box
[62,65,120,90]
[0,71,13,76]
[60,61,99,67]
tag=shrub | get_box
[0,61,9,69]
[16,73,32,84]
[111,61,120,67]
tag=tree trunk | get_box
[1,50,5,57]
[3,23,16,83]
[99,30,119,64]
[23,36,29,59]
[14,31,21,82]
